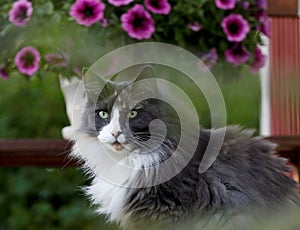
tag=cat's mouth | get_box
[112,141,124,151]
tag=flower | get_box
[0,67,9,80]
[108,0,134,7]
[221,13,250,42]
[70,0,105,27]
[250,46,266,73]
[198,48,218,71]
[256,0,267,9]
[121,4,155,40]
[99,17,109,27]
[8,0,33,27]
[45,53,69,67]
[14,46,41,76]
[215,0,236,10]
[188,21,202,32]
[256,11,270,37]
[225,44,250,65]
[144,0,171,15]
[238,1,250,9]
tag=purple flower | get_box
[256,11,270,37]
[70,0,105,27]
[256,0,267,9]
[121,4,155,40]
[188,21,202,32]
[107,0,134,7]
[250,47,266,73]
[239,1,250,9]
[8,0,33,27]
[221,13,250,42]
[225,44,250,65]
[45,53,69,67]
[144,0,171,15]
[198,48,218,72]
[215,0,236,10]
[14,46,41,76]
[0,67,9,80]
[99,17,109,27]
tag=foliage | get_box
[0,0,269,81]
[0,1,263,229]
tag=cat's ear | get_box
[132,65,158,97]
[83,68,115,101]
[134,65,157,82]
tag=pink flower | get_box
[198,48,218,71]
[121,4,155,40]
[8,0,33,27]
[45,53,69,67]
[99,17,109,27]
[215,0,236,10]
[107,0,134,7]
[0,66,9,80]
[225,44,250,66]
[14,46,41,76]
[144,0,171,15]
[188,21,202,32]
[221,13,250,42]
[250,47,266,73]
[256,11,270,37]
[256,0,267,9]
[70,0,105,27]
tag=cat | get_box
[71,65,298,229]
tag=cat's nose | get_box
[111,131,122,138]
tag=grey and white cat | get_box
[71,65,298,229]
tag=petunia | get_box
[221,13,250,42]
[144,0,171,15]
[215,0,236,10]
[256,11,270,37]
[188,21,202,32]
[45,53,69,67]
[249,46,266,73]
[99,17,109,27]
[225,44,250,66]
[0,66,9,80]
[14,46,41,76]
[239,1,250,9]
[107,0,134,7]
[121,4,155,40]
[198,48,218,72]
[70,0,105,27]
[256,0,267,9]
[8,0,33,27]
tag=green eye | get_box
[128,110,138,119]
[98,111,109,119]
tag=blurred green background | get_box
[0,69,260,230]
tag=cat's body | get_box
[71,66,298,229]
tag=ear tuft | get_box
[134,65,157,82]
[83,68,107,100]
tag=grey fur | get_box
[72,67,299,229]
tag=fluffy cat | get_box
[71,65,298,229]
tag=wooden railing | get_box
[268,0,298,16]
[0,137,299,174]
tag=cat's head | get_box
[80,65,177,155]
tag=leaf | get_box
[36,2,54,16]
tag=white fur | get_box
[71,109,168,227]
[97,108,126,144]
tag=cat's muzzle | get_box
[112,141,124,151]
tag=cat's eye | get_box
[128,110,138,119]
[98,111,109,119]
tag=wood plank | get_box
[0,139,76,167]
[0,137,299,167]
[268,0,298,16]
